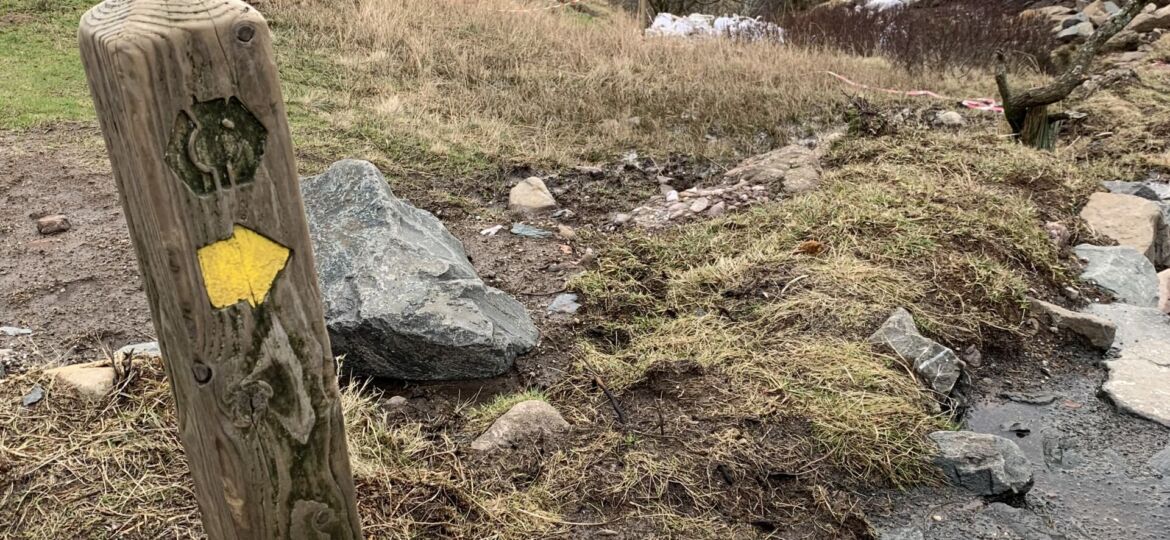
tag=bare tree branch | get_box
[1011,0,1146,109]
[996,0,1146,148]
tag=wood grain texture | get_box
[79,1,362,538]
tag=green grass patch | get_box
[571,128,1116,489]
[0,0,95,128]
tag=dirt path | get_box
[0,125,153,371]
[0,125,586,387]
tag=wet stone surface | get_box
[868,366,1170,539]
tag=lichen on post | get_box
[78,1,363,538]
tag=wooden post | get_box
[79,1,362,538]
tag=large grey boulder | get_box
[1085,303,1170,427]
[929,431,1034,498]
[1074,245,1160,307]
[868,308,963,395]
[301,160,539,380]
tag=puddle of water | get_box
[965,372,1170,539]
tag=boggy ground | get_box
[3,0,1170,538]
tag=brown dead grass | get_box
[269,0,1002,176]
[1,1,1150,539]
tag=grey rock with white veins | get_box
[868,307,963,395]
[302,160,539,380]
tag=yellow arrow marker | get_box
[197,225,290,309]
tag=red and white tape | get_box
[824,71,1003,113]
[491,0,584,13]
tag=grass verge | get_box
[0,0,94,128]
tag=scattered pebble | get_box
[998,391,1060,406]
[510,223,553,238]
[547,293,582,315]
[480,225,504,236]
[508,177,558,214]
[934,111,965,127]
[0,326,32,337]
[22,384,44,407]
[1044,221,1071,247]
[617,178,771,229]
[961,344,982,368]
[35,214,71,235]
[573,165,604,176]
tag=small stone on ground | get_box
[547,293,581,315]
[45,361,116,399]
[868,308,963,395]
[35,214,71,235]
[471,400,569,452]
[114,342,161,363]
[22,384,44,407]
[511,223,553,238]
[508,177,558,214]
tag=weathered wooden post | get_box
[78,1,362,538]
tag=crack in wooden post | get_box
[79,1,363,538]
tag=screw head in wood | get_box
[236,23,255,43]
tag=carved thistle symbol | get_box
[165,97,267,195]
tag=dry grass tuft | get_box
[571,126,1118,495]
[0,362,201,537]
[268,0,998,176]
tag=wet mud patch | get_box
[0,126,153,371]
[866,350,1170,539]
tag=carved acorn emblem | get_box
[165,96,267,195]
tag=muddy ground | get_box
[0,125,631,402]
[4,124,1170,539]
[0,126,153,371]
[867,340,1170,539]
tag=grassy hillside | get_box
[3,0,1164,538]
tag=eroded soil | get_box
[0,125,152,370]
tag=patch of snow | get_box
[646,13,783,43]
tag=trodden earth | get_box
[3,0,1170,538]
